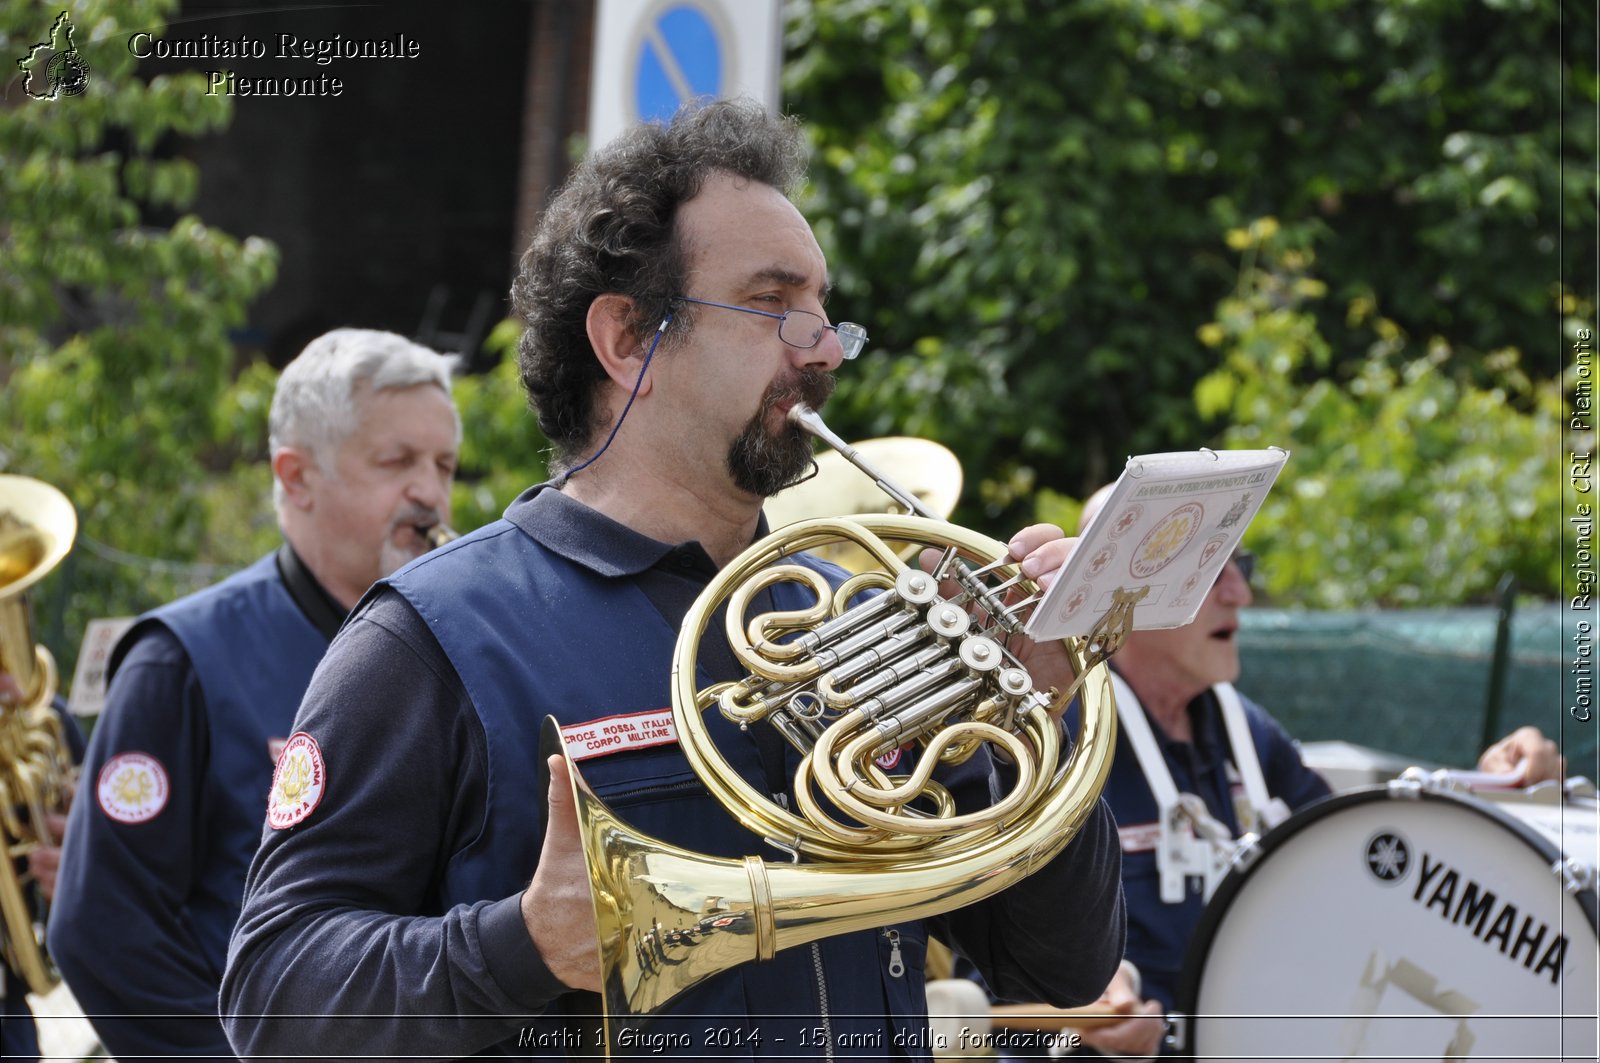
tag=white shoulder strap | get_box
[1109,671,1182,811]
[1109,672,1238,903]
[1213,682,1291,830]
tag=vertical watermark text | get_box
[1569,327,1594,722]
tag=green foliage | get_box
[449,319,550,530]
[1,0,279,670]
[1031,488,1085,539]
[787,0,1592,551]
[1194,222,1562,607]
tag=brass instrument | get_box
[421,523,458,550]
[556,405,1119,1049]
[764,435,963,569]
[0,475,78,995]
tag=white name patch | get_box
[1118,821,1160,853]
[561,709,678,761]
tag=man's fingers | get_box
[546,754,576,824]
[916,526,1078,597]
[1006,523,1065,558]
[1478,727,1566,786]
[41,811,68,845]
[1081,1000,1166,1057]
[523,753,603,991]
[1008,525,1075,590]
[28,845,62,901]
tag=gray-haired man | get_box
[48,328,460,1059]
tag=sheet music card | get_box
[1025,448,1289,640]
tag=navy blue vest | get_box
[390,516,934,1060]
[114,552,329,973]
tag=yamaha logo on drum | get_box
[1363,830,1411,884]
[1411,850,1570,984]
[1362,827,1568,983]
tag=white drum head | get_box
[1179,786,1598,1060]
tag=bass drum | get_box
[1176,784,1598,1061]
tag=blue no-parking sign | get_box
[589,0,781,152]
[634,4,723,123]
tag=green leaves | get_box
[788,0,1585,602]
[1,0,278,669]
[1194,230,1562,607]
[450,323,551,531]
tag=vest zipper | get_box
[810,942,836,1062]
[884,928,905,977]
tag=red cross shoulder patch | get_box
[267,731,326,829]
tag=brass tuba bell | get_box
[0,474,78,995]
[763,434,963,570]
[554,406,1118,1051]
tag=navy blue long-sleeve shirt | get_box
[48,545,341,1060]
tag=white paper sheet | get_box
[1025,448,1289,639]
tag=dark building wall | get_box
[138,2,592,367]
[515,0,594,260]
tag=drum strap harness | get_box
[1110,673,1291,902]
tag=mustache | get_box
[390,504,444,535]
[725,368,836,497]
[760,368,836,415]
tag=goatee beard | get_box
[727,368,836,496]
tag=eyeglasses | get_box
[676,297,869,361]
[1230,549,1256,584]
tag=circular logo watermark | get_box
[1130,502,1204,579]
[46,49,90,96]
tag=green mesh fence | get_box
[1236,603,1586,773]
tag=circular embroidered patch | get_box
[97,752,169,824]
[267,731,326,829]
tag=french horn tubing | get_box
[552,405,1118,1049]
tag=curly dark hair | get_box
[511,98,810,469]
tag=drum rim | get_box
[1172,784,1598,1048]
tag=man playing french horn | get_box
[223,99,1126,1061]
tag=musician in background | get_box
[978,483,1565,1059]
[0,671,81,1063]
[1476,725,1565,781]
[47,329,459,1059]
[221,98,1126,1061]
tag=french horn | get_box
[0,474,78,995]
[554,405,1120,1050]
